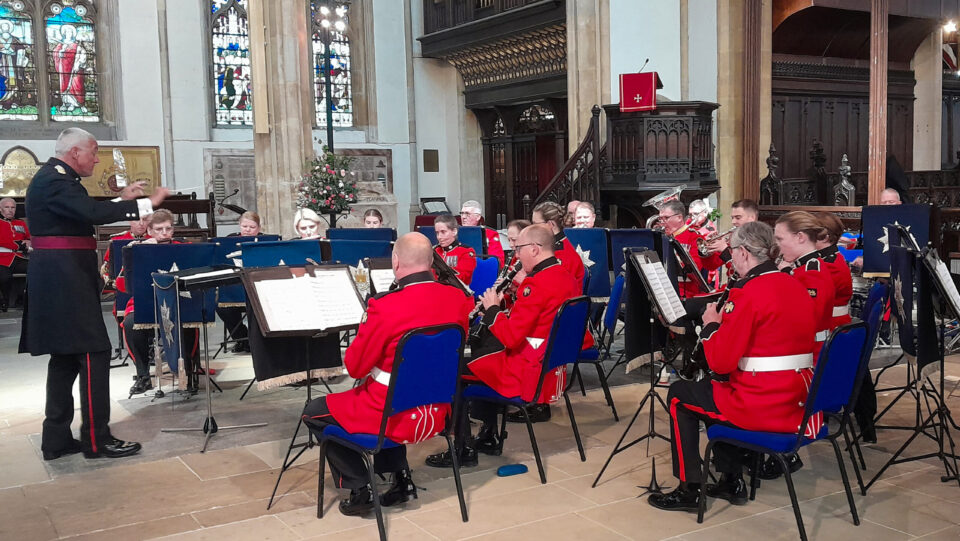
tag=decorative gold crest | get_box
[808,288,817,298]
[522,286,532,297]
[723,301,735,314]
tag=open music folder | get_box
[630,250,687,325]
[241,264,365,337]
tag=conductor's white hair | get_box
[54,128,95,157]
[461,200,482,212]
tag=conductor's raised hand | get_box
[148,186,171,208]
[481,287,503,310]
[119,180,148,200]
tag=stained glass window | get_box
[311,1,352,127]
[45,1,98,122]
[0,0,38,120]
[211,0,252,126]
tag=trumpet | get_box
[696,228,736,253]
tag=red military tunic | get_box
[0,218,29,267]
[673,227,722,299]
[818,245,853,329]
[553,233,585,293]
[435,241,477,286]
[469,257,581,403]
[324,271,474,443]
[700,260,817,434]
[483,226,504,265]
[787,251,836,358]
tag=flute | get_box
[468,261,523,319]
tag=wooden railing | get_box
[532,105,602,209]
[423,0,547,34]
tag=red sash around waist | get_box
[32,236,97,250]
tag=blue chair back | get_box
[809,322,869,421]
[326,228,397,242]
[241,240,324,268]
[603,274,626,333]
[565,228,612,298]
[328,239,393,266]
[534,296,591,399]
[470,256,499,295]
[380,325,466,435]
[416,225,438,246]
[457,226,485,255]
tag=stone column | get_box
[567,0,610,150]
[912,28,943,171]
[248,0,315,239]
[757,0,772,194]
[741,0,762,202]
[867,0,888,205]
[716,0,745,206]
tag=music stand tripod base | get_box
[161,306,266,452]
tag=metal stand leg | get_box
[161,313,266,452]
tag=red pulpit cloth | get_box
[619,72,663,113]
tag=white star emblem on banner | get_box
[576,244,595,268]
[160,299,175,346]
[878,221,913,254]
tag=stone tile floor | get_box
[1,310,960,540]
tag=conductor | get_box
[21,128,169,460]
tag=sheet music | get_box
[637,259,687,323]
[309,269,366,329]
[370,269,395,294]
[929,254,960,318]
[254,277,328,331]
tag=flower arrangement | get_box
[297,148,358,216]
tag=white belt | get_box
[815,330,829,342]
[832,305,849,317]
[370,367,391,386]
[739,353,814,373]
[0,247,14,253]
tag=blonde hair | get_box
[294,208,321,229]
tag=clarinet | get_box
[468,261,522,320]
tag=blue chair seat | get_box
[578,347,600,362]
[462,384,523,405]
[707,424,829,454]
[321,425,401,450]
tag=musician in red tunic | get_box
[701,199,759,289]
[0,198,29,310]
[427,225,583,467]
[433,214,477,285]
[501,219,529,311]
[99,218,149,291]
[302,233,474,517]
[649,222,818,512]
[460,200,504,264]
[659,200,722,299]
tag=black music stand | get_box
[866,231,960,491]
[594,248,686,494]
[239,264,365,509]
[159,266,267,452]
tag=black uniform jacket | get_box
[20,158,143,355]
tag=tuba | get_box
[641,184,686,229]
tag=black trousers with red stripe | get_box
[667,379,744,484]
[122,315,199,379]
[42,350,111,454]
[302,396,408,490]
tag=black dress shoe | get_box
[704,474,748,505]
[425,446,478,468]
[42,439,83,461]
[474,425,505,456]
[859,424,878,444]
[231,341,250,354]
[339,486,375,516]
[380,470,418,507]
[758,453,803,480]
[506,404,551,424]
[129,376,153,395]
[83,437,142,459]
[648,484,700,512]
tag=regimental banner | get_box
[619,72,663,113]
[861,204,932,277]
[151,273,183,375]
